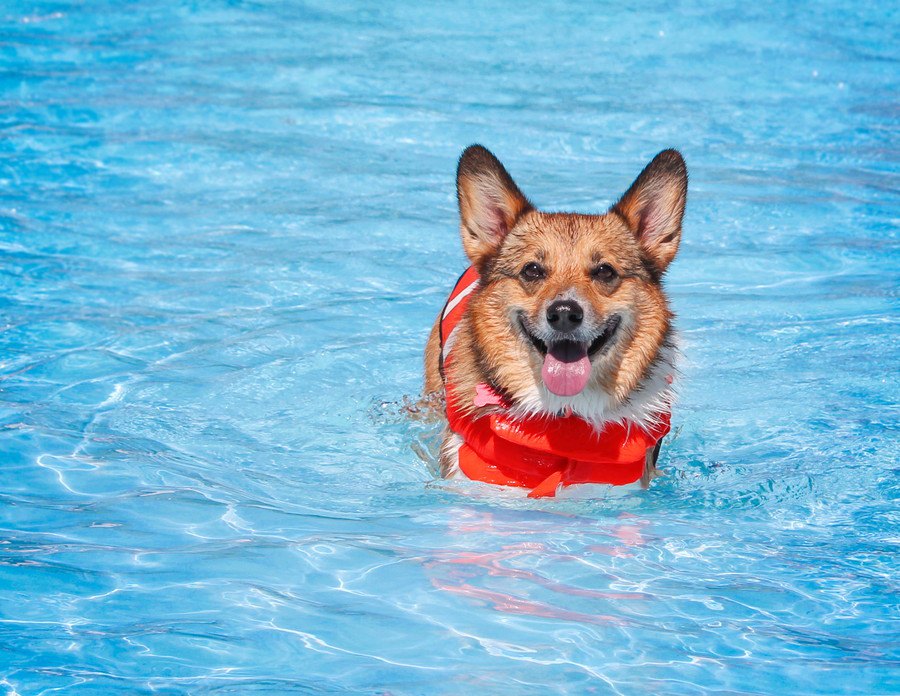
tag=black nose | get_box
[546,300,584,333]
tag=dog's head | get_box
[456,145,686,420]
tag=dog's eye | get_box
[592,263,617,282]
[520,262,545,281]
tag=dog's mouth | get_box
[518,314,621,397]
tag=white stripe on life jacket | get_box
[442,279,479,320]
[442,325,461,362]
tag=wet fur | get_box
[424,146,687,482]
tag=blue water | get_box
[1,1,898,693]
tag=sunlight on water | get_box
[1,1,897,693]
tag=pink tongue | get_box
[541,343,591,396]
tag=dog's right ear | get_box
[456,145,532,268]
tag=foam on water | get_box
[1,1,897,694]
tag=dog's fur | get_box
[424,145,687,481]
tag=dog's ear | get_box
[612,149,687,274]
[457,145,532,267]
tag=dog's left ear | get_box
[612,149,687,274]
[457,145,532,268]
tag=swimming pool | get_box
[1,1,897,693]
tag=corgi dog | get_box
[423,145,687,496]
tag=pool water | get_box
[1,1,898,693]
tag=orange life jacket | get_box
[439,266,670,498]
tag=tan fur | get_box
[424,146,687,483]
[424,319,442,396]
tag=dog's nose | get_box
[546,300,584,333]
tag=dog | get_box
[423,145,687,497]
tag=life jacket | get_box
[439,267,670,498]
